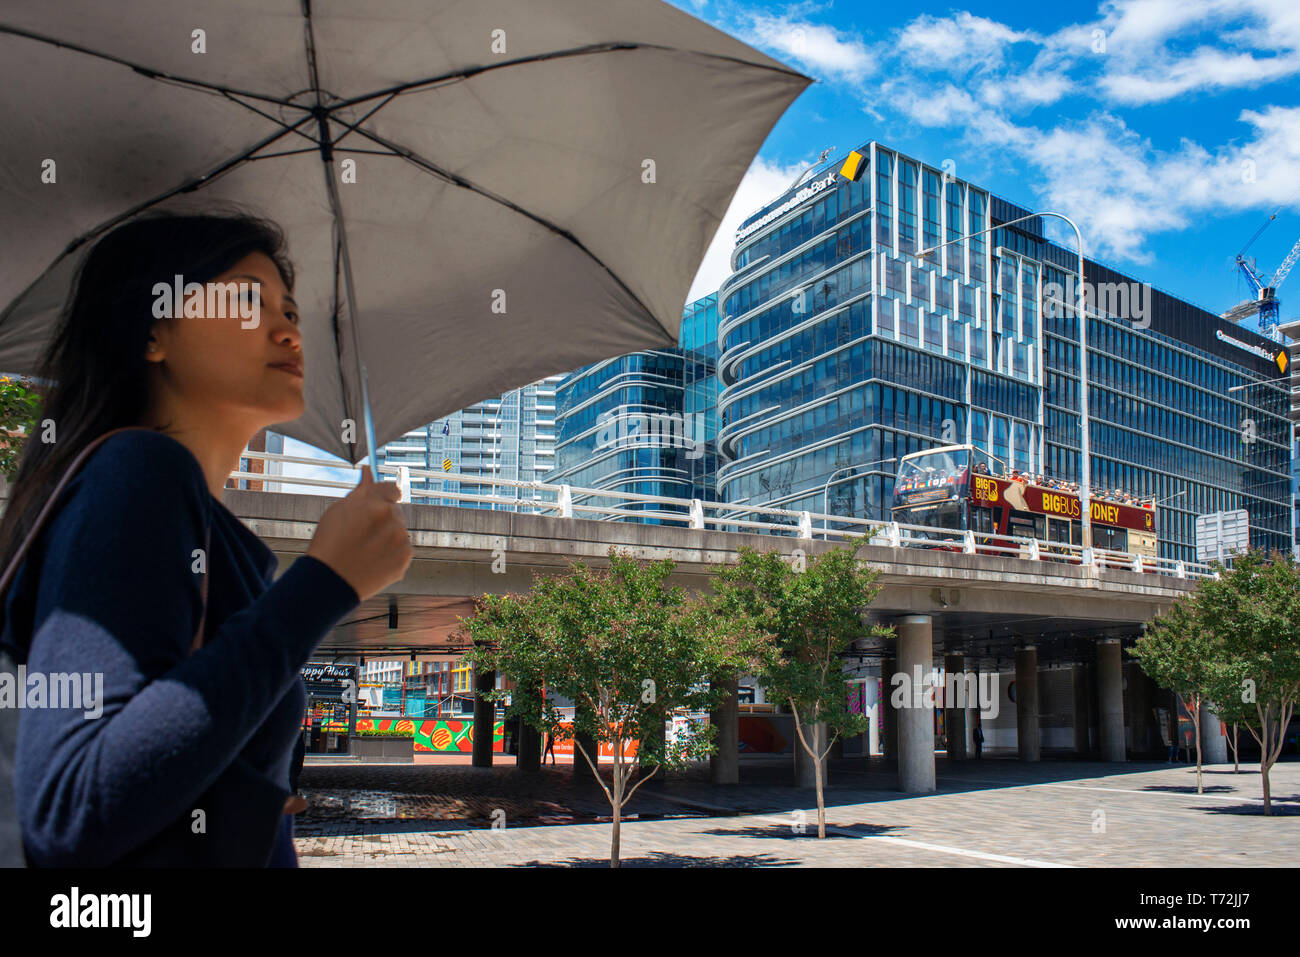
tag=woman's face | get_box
[144,250,305,427]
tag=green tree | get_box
[1132,598,1217,793]
[0,375,42,479]
[1143,549,1300,814]
[1196,550,1300,815]
[460,548,732,866]
[713,544,892,838]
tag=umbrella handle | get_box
[358,360,380,484]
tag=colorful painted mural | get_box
[547,722,640,758]
[355,717,505,753]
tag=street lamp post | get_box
[822,458,896,540]
[914,211,1092,559]
[488,388,519,512]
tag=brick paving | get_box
[294,756,1300,867]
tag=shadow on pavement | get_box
[700,821,898,840]
[514,851,797,868]
[297,755,1300,830]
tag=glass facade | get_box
[719,141,1292,562]
[552,295,720,520]
[1285,320,1300,556]
[372,376,563,511]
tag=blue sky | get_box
[676,0,1300,321]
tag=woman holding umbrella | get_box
[0,211,413,866]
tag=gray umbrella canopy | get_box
[0,0,809,462]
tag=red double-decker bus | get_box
[890,444,1158,561]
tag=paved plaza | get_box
[293,756,1299,867]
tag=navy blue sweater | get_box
[2,430,359,866]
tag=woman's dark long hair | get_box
[0,210,295,615]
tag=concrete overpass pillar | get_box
[794,721,827,788]
[896,616,936,793]
[472,667,496,768]
[1127,664,1156,756]
[1200,704,1228,764]
[710,674,740,784]
[1098,640,1126,762]
[881,655,898,765]
[1071,664,1091,755]
[944,653,967,760]
[1015,646,1040,762]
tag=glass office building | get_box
[552,294,720,518]
[373,376,563,511]
[718,140,1292,562]
[1282,317,1300,555]
[682,293,722,499]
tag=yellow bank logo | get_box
[1277,350,1289,374]
[839,150,867,182]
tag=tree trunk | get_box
[1191,696,1203,794]
[814,755,826,839]
[611,757,622,867]
[1232,724,1239,773]
[1260,714,1273,816]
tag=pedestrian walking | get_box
[542,730,556,765]
[0,213,413,866]
[973,720,985,759]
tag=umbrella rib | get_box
[0,116,315,328]
[328,41,809,112]
[301,0,325,105]
[253,146,398,161]
[218,91,321,148]
[330,94,401,147]
[0,23,303,108]
[343,124,668,338]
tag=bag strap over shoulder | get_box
[0,426,211,656]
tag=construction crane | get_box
[1222,206,1300,342]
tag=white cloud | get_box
[896,12,1038,74]
[1098,47,1300,104]
[687,155,810,302]
[742,14,874,83]
[977,59,1076,109]
[917,102,1300,262]
[1085,0,1300,104]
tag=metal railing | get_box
[230,451,1216,582]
